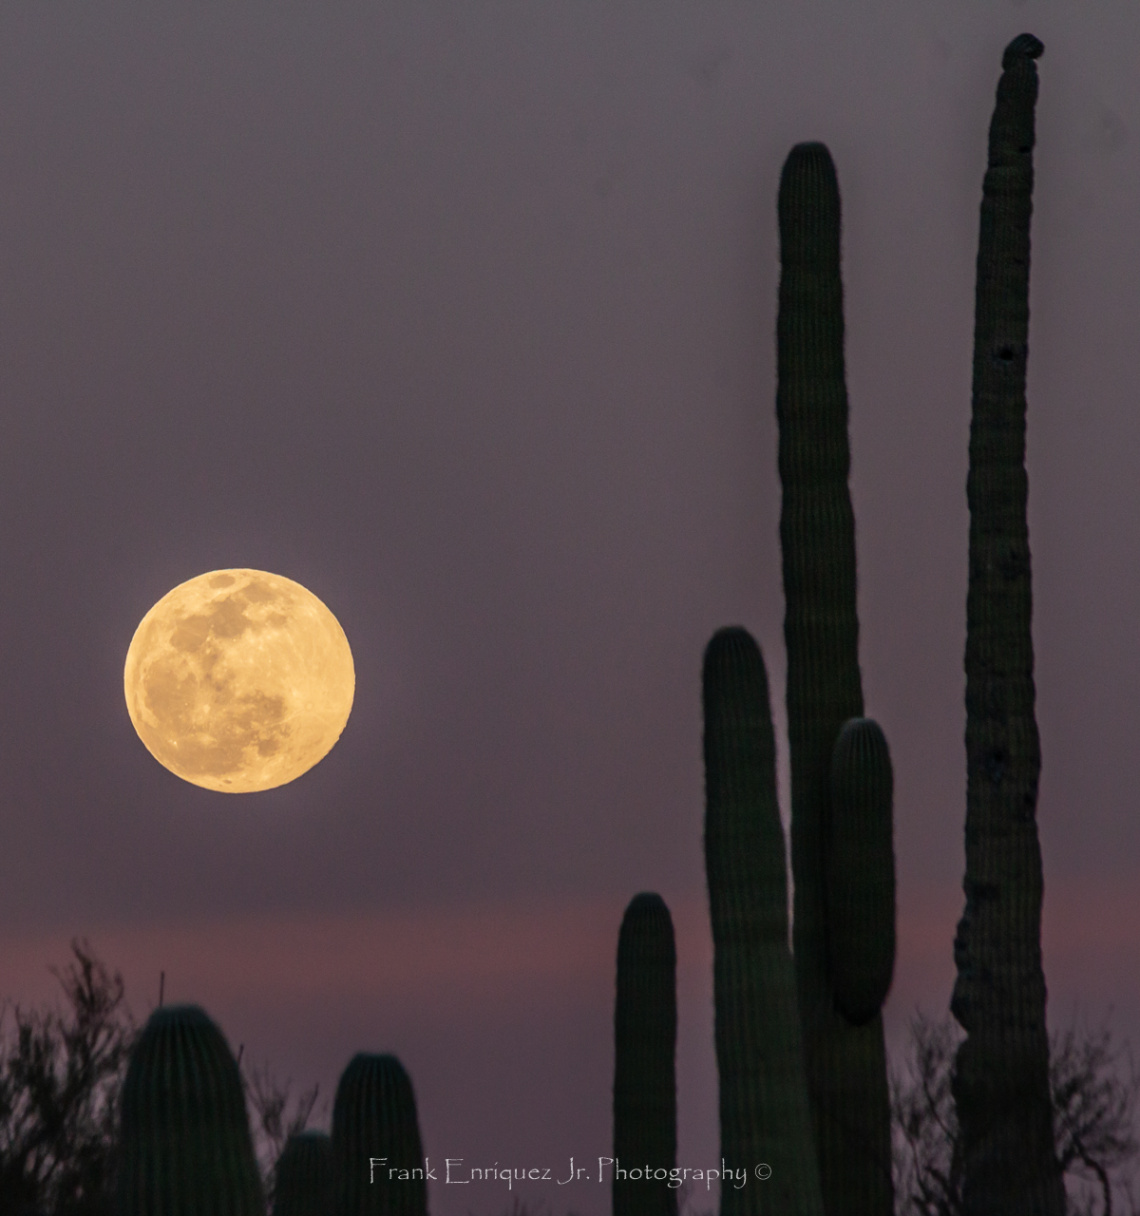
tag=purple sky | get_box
[2,3,1139,1212]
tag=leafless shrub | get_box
[891,1008,1140,1216]
[239,1052,325,1202]
[0,939,138,1216]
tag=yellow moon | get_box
[123,569,355,793]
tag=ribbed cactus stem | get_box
[824,717,896,1026]
[702,626,824,1216]
[273,1130,334,1216]
[776,140,893,1214]
[332,1053,427,1216]
[116,1003,264,1216]
[613,892,678,1216]
[950,32,1065,1215]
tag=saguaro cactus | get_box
[776,140,894,1213]
[273,1130,334,1216]
[702,626,824,1216]
[332,1052,427,1216]
[825,718,895,1028]
[613,891,679,1216]
[949,33,1065,1215]
[116,1003,263,1216]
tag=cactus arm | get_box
[824,717,896,1027]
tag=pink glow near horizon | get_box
[3,877,1134,1216]
[3,875,1132,1038]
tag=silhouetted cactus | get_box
[116,1003,263,1216]
[825,718,895,1027]
[332,1053,427,1216]
[702,626,824,1216]
[613,891,678,1216]
[949,32,1066,1215]
[776,140,895,1214]
[273,1130,333,1216]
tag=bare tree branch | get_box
[0,939,138,1216]
[891,1008,1140,1216]
[239,1054,325,1202]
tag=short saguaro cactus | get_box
[332,1052,428,1216]
[612,891,678,1216]
[273,1130,334,1216]
[116,1003,263,1216]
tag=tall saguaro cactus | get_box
[776,141,894,1213]
[116,1004,264,1216]
[702,626,824,1216]
[950,33,1065,1214]
[332,1052,428,1216]
[613,892,678,1216]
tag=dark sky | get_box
[2,3,1139,1212]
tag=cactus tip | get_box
[1002,33,1044,69]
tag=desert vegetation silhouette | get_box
[4,25,1136,1216]
[1,940,1137,1214]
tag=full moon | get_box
[124,569,355,793]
